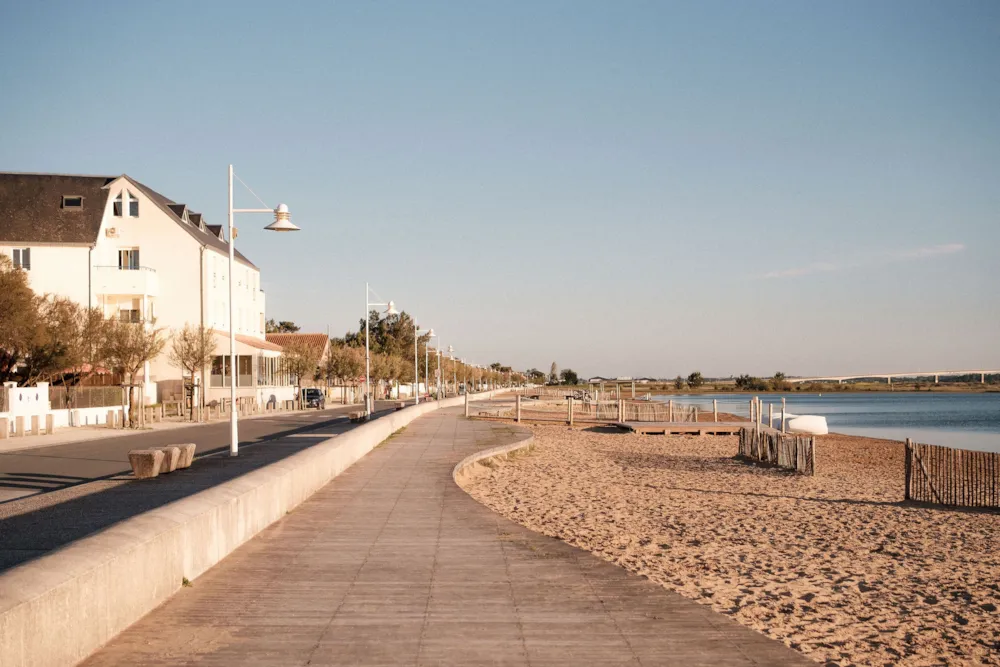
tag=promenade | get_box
[80,407,810,666]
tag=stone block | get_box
[31,415,40,436]
[175,443,197,469]
[156,446,181,474]
[15,416,25,437]
[107,410,116,428]
[349,411,365,423]
[0,417,7,439]
[45,413,55,434]
[396,402,406,410]
[127,449,164,479]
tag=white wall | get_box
[0,244,92,305]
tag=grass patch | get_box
[375,426,407,449]
[182,577,192,587]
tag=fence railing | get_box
[738,427,815,475]
[905,440,999,509]
[49,386,124,410]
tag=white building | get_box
[0,172,296,406]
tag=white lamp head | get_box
[385,301,398,316]
[427,328,436,337]
[264,203,299,232]
[448,345,454,355]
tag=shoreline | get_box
[461,424,1000,666]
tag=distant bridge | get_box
[789,370,1000,385]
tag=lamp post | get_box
[448,345,455,397]
[423,329,436,399]
[414,323,434,404]
[435,342,442,399]
[364,283,397,418]
[227,164,299,457]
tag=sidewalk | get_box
[0,402,364,455]
[80,407,811,666]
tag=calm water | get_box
[653,392,1000,452]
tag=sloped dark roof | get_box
[206,224,224,240]
[0,172,258,268]
[188,212,203,227]
[120,177,258,269]
[0,173,115,243]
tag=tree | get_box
[559,368,579,386]
[0,254,42,383]
[526,368,545,384]
[674,375,686,390]
[105,319,167,427]
[167,324,217,420]
[323,342,364,386]
[549,362,559,385]
[282,338,323,407]
[770,371,791,392]
[735,374,768,391]
[687,371,704,388]
[265,319,300,333]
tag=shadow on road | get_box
[0,402,404,573]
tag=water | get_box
[652,392,1000,452]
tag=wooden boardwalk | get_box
[616,421,745,435]
[81,408,810,666]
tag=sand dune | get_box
[462,425,1000,666]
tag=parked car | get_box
[302,388,325,409]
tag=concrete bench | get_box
[349,411,365,423]
[395,402,406,411]
[127,449,165,479]
[174,443,197,468]
[156,446,181,474]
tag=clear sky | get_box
[1,0,998,378]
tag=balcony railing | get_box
[93,265,159,297]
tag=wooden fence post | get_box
[464,390,469,418]
[568,397,574,426]
[713,399,718,422]
[904,438,912,501]
[781,402,786,434]
[516,395,522,423]
[768,404,773,429]
[668,400,674,422]
[617,399,624,423]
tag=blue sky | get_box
[1,0,998,378]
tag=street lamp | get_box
[228,164,299,457]
[414,323,434,404]
[424,329,436,399]
[364,283,396,418]
[448,345,456,397]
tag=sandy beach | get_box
[461,424,1000,666]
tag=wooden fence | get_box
[49,386,125,410]
[905,440,999,509]
[738,427,815,475]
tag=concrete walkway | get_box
[81,408,811,666]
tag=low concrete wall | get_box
[0,391,499,667]
[452,430,535,487]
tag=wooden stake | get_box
[713,399,718,422]
[516,395,522,423]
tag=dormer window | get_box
[61,196,83,209]
[113,191,139,217]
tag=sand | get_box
[462,425,1000,666]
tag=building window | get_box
[118,248,140,270]
[119,309,141,323]
[12,248,30,270]
[211,355,253,387]
[114,191,139,217]
[61,196,83,209]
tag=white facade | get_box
[1,175,287,405]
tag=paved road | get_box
[81,408,811,666]
[0,401,402,503]
[0,401,405,572]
